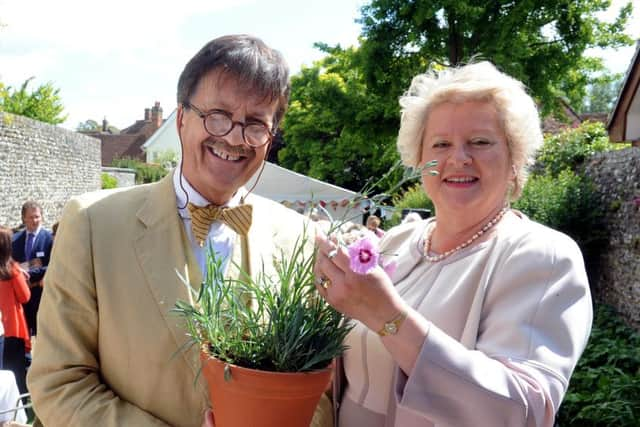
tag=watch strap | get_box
[377,309,408,336]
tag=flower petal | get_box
[348,237,380,275]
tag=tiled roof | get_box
[579,112,608,125]
[98,134,144,166]
[87,103,167,166]
[541,100,582,135]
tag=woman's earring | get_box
[511,164,517,178]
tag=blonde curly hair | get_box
[397,61,543,200]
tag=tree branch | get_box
[528,38,563,49]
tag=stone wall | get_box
[0,113,101,229]
[584,147,640,329]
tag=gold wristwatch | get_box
[377,310,408,336]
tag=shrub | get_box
[556,305,640,426]
[101,173,118,189]
[111,157,168,184]
[387,182,434,227]
[513,169,604,247]
[535,121,626,177]
[518,122,628,286]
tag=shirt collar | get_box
[26,226,41,238]
[173,166,243,212]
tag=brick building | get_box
[83,102,165,166]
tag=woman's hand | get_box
[314,231,407,332]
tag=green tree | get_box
[0,77,67,124]
[77,119,120,133]
[579,72,623,113]
[77,119,101,132]
[358,0,633,115]
[279,44,400,191]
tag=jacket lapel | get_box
[14,231,26,261]
[133,174,205,385]
[33,231,43,254]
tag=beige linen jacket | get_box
[27,174,323,427]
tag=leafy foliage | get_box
[556,304,640,426]
[357,0,634,115]
[0,77,67,124]
[281,2,633,194]
[386,182,434,226]
[535,121,627,176]
[515,121,629,286]
[152,149,179,169]
[111,157,168,184]
[173,234,353,372]
[578,72,624,114]
[513,169,603,247]
[101,173,118,189]
[279,45,400,191]
[77,119,120,134]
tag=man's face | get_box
[177,69,279,205]
[23,207,42,233]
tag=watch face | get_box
[385,323,398,335]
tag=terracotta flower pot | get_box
[200,352,332,427]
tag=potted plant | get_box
[173,161,439,426]
[173,232,352,427]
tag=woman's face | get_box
[420,101,513,219]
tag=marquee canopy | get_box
[247,161,365,223]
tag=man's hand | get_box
[29,280,43,289]
[29,258,43,268]
[201,409,215,427]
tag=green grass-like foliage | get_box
[556,305,640,426]
[173,235,353,373]
[101,173,118,189]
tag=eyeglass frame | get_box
[182,102,276,148]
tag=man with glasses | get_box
[28,35,327,427]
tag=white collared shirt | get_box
[173,168,241,276]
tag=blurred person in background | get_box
[0,226,31,396]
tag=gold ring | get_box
[327,249,338,260]
[321,277,332,289]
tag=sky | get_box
[0,0,638,131]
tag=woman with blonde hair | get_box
[315,62,592,426]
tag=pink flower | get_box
[348,237,380,275]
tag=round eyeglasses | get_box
[183,102,274,148]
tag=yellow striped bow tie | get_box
[187,202,253,247]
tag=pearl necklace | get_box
[423,207,509,262]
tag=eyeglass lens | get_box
[204,112,270,147]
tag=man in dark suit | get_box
[12,201,53,336]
